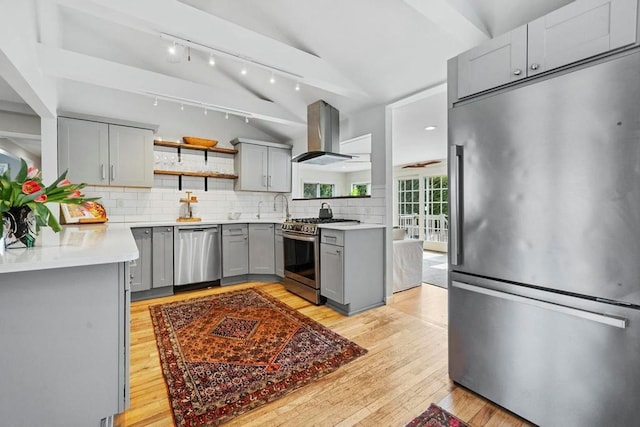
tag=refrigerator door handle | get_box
[450,145,463,265]
[452,281,628,329]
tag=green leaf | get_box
[14,159,28,183]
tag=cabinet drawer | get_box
[222,224,248,236]
[321,229,344,246]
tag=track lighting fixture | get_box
[167,42,177,55]
[153,97,158,107]
[270,73,275,84]
[208,54,215,66]
[204,107,208,115]
[225,112,229,119]
[240,65,248,76]
[245,116,249,123]
[180,104,184,111]
[295,82,300,91]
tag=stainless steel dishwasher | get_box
[176,225,221,289]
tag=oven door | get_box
[282,232,319,288]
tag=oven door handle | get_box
[283,232,318,243]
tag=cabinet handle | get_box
[101,164,106,180]
[262,175,267,187]
[513,69,522,76]
[530,63,540,71]
[110,164,115,181]
[268,175,272,187]
[336,249,341,255]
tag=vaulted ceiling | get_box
[0,0,572,165]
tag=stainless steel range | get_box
[281,217,359,304]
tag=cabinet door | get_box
[237,144,268,191]
[152,227,174,288]
[58,117,109,185]
[275,229,284,277]
[457,25,527,98]
[528,0,638,76]
[222,228,249,277]
[130,228,152,292]
[320,243,344,303]
[267,147,292,192]
[249,224,275,274]
[108,124,153,187]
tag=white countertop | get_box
[0,224,138,274]
[317,223,385,231]
[127,219,284,227]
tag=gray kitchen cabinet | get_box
[222,224,249,277]
[455,0,638,99]
[319,227,384,316]
[457,26,528,98]
[58,117,154,187]
[249,223,275,274]
[231,138,292,192]
[527,0,637,77]
[275,226,284,278]
[152,226,174,288]
[130,227,152,292]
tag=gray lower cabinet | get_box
[320,227,384,316]
[222,224,249,277]
[152,227,174,288]
[131,227,174,299]
[249,223,275,274]
[275,227,284,277]
[130,227,152,292]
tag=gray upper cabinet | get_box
[457,26,528,99]
[232,138,292,193]
[130,228,152,293]
[108,124,154,187]
[58,117,153,187]
[152,227,174,289]
[249,223,275,274]
[456,0,638,99]
[528,0,638,76]
[222,224,249,277]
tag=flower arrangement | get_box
[0,159,99,240]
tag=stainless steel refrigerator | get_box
[448,49,640,426]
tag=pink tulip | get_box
[27,166,39,179]
[57,179,71,187]
[22,180,42,195]
[34,194,48,203]
[68,190,82,198]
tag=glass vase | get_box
[2,206,37,249]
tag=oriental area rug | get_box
[406,403,469,427]
[149,288,367,426]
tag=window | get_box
[303,183,335,198]
[351,182,370,196]
[424,175,448,243]
[397,178,420,239]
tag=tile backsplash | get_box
[83,177,386,225]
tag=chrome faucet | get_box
[273,193,290,220]
[256,201,263,219]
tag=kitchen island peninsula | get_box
[0,224,137,427]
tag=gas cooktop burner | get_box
[282,218,360,235]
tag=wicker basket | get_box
[183,136,218,147]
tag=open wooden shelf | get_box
[154,140,238,155]
[154,170,238,180]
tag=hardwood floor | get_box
[116,282,532,427]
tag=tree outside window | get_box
[351,182,370,196]
[303,183,335,198]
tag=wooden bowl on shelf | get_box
[183,136,218,147]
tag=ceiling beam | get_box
[0,0,57,118]
[404,0,491,49]
[52,0,366,98]
[38,45,305,126]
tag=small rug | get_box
[423,252,448,289]
[150,288,367,426]
[406,403,469,427]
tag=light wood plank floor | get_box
[116,282,532,427]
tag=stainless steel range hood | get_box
[291,100,352,165]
